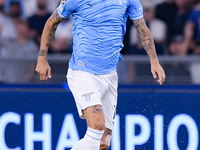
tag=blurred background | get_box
[0,0,200,85]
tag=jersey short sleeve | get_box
[58,0,79,18]
[127,0,143,20]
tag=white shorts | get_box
[67,68,118,130]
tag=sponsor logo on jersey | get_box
[78,63,85,66]
[82,92,94,102]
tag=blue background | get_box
[0,84,200,150]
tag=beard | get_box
[38,4,46,10]
[11,11,21,18]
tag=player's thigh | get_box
[83,105,105,130]
[67,69,103,119]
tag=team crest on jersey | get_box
[118,0,123,5]
[82,92,94,102]
[61,0,67,5]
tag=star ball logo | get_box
[82,92,94,102]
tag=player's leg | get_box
[67,69,106,150]
[71,105,105,150]
[83,105,105,148]
[83,105,105,130]
[100,128,112,150]
[98,70,118,150]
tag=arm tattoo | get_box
[133,18,157,59]
[52,9,65,23]
[39,50,47,56]
[47,9,64,43]
[40,9,65,56]
[92,105,103,113]
[46,25,57,44]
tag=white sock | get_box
[71,127,104,150]
[70,139,83,150]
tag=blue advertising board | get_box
[0,84,200,150]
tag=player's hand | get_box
[35,59,52,81]
[151,62,165,85]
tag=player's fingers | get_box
[48,67,52,79]
[40,75,45,81]
[157,79,163,85]
[152,70,157,79]
[40,75,43,81]
[39,72,47,81]
[157,70,166,85]
[157,77,164,85]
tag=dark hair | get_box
[10,0,20,5]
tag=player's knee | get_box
[84,105,105,130]
[93,119,105,130]
[91,112,105,130]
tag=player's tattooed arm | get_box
[36,9,64,80]
[133,18,166,85]
[39,50,47,56]
[39,9,65,57]
[133,18,158,61]
[47,9,65,41]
